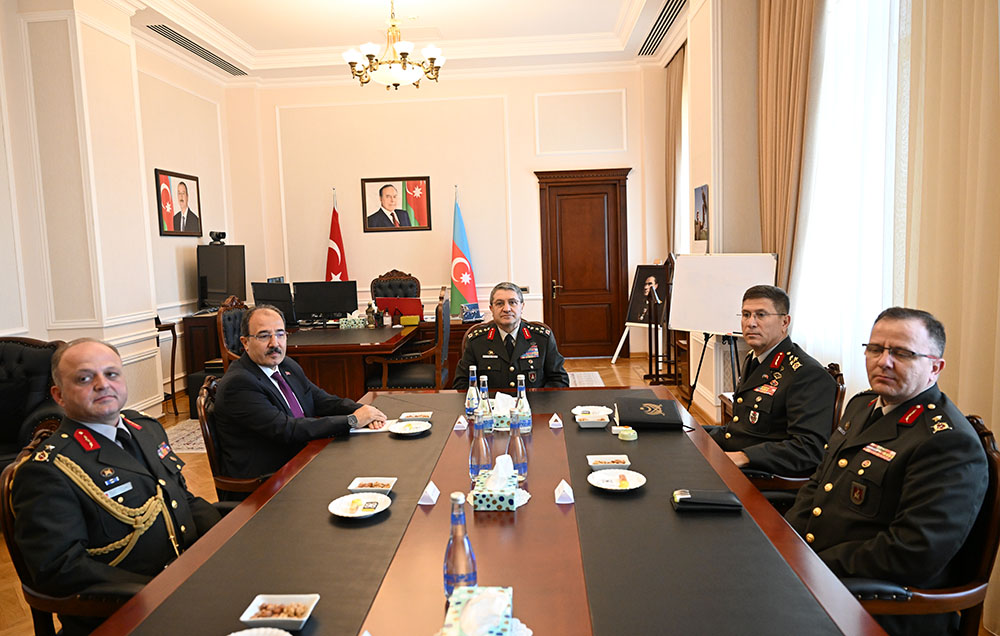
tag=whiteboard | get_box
[669,253,777,335]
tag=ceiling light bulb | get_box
[395,40,414,55]
[360,42,380,57]
[421,45,441,60]
[434,56,447,67]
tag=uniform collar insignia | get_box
[73,428,101,451]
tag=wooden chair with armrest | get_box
[215,295,247,373]
[365,287,450,390]
[740,363,846,512]
[1,429,140,636]
[842,415,999,636]
[197,376,267,500]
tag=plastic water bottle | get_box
[443,492,477,597]
[514,373,532,433]
[509,408,528,482]
[464,365,480,421]
[469,405,492,479]
[476,376,494,433]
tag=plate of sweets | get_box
[238,593,320,630]
[387,419,433,436]
[572,405,613,416]
[399,411,433,421]
[586,469,647,491]
[347,477,397,495]
[586,454,631,471]
[328,493,392,518]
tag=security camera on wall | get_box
[209,231,226,245]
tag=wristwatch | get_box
[347,414,359,429]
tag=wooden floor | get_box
[0,357,992,635]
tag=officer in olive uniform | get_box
[454,282,569,391]
[710,286,836,475]
[787,308,988,636]
[11,339,219,635]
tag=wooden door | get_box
[537,169,630,357]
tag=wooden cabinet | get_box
[182,313,221,376]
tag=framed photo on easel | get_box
[625,263,671,326]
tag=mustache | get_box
[266,346,283,355]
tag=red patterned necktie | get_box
[271,370,305,418]
[391,211,400,227]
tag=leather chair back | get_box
[370,269,420,298]
[216,296,247,372]
[0,338,61,445]
[197,375,264,497]
[826,362,847,431]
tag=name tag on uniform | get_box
[104,482,133,498]
[520,343,540,359]
[482,354,498,359]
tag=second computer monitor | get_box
[293,280,358,321]
[251,282,297,326]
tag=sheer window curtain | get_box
[664,45,687,254]
[788,0,903,399]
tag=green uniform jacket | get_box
[786,385,988,636]
[453,321,569,391]
[11,412,219,599]
[710,336,836,475]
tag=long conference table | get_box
[93,387,885,635]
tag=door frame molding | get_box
[536,168,631,356]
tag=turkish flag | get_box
[326,202,349,281]
[159,175,174,231]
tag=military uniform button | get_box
[510,382,515,387]
[158,479,166,486]
[509,366,514,372]
[927,403,936,410]
[857,469,865,475]
[176,464,182,469]
[861,459,871,468]
[812,507,822,517]
[823,444,828,450]
[724,432,732,439]
[117,497,124,503]
[736,397,743,404]
[61,433,69,438]
[805,533,815,544]
[824,483,833,492]
[837,458,848,468]
[756,396,762,402]
[171,500,178,509]
[181,525,187,533]
[733,416,739,422]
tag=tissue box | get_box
[472,470,518,511]
[442,586,513,636]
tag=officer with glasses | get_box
[710,285,837,476]
[786,307,987,636]
[214,305,386,493]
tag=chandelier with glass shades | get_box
[341,0,445,90]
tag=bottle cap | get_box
[450,492,466,504]
[516,374,525,381]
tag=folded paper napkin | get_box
[549,414,563,428]
[493,392,516,412]
[418,480,440,505]
[514,488,531,508]
[554,479,574,504]
[485,455,515,490]
[454,415,469,431]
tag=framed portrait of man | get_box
[361,177,432,232]
[154,169,203,237]
[626,263,671,326]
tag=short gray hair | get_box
[51,338,121,387]
[489,282,524,305]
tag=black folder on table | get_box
[615,397,684,430]
[670,489,743,513]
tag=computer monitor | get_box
[251,282,297,326]
[292,281,358,321]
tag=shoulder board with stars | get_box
[467,324,493,340]
[524,322,551,337]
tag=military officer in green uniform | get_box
[786,307,988,636]
[710,285,836,475]
[11,339,220,635]
[454,282,569,391]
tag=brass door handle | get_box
[552,280,564,299]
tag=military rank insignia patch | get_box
[157,442,172,459]
[862,443,896,461]
[770,352,785,368]
[899,405,924,424]
[100,467,115,478]
[749,411,759,424]
[931,421,953,434]
[850,481,867,505]
[528,371,537,383]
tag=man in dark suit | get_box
[786,307,988,636]
[366,184,411,228]
[214,305,386,485]
[710,285,836,475]
[172,181,201,234]
[454,282,569,391]
[11,339,220,635]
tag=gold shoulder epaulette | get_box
[467,324,492,339]
[525,322,551,336]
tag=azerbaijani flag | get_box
[450,193,478,314]
[402,180,428,226]
[159,174,174,231]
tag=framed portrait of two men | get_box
[361,176,432,232]
[154,169,203,237]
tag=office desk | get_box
[93,388,884,635]
[285,326,415,400]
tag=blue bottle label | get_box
[451,511,466,525]
[444,570,478,594]
[513,461,527,474]
[469,462,490,476]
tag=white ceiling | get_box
[131,0,672,80]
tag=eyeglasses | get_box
[492,299,521,308]
[250,330,287,343]
[862,343,939,362]
[739,311,787,321]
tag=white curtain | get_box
[788,0,902,400]
[674,55,691,253]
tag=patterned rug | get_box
[166,419,206,454]
[569,371,604,387]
